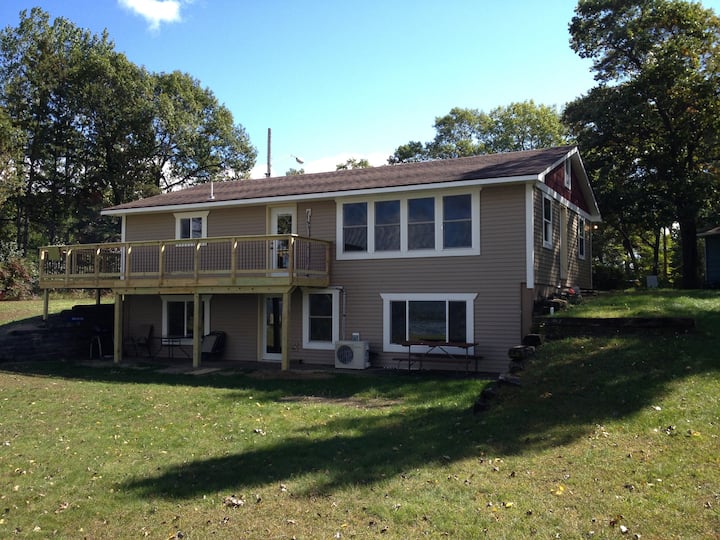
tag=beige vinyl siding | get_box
[534,190,592,294]
[534,189,561,294]
[125,214,175,241]
[210,294,259,361]
[326,185,528,374]
[120,187,538,372]
[125,206,269,242]
[207,206,266,237]
[122,296,162,347]
[565,213,592,289]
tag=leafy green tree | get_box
[0,106,23,210]
[0,8,257,252]
[565,0,720,288]
[150,71,256,191]
[389,101,568,163]
[336,157,371,170]
[387,141,425,164]
[285,168,305,176]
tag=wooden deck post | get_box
[192,291,201,368]
[42,289,49,321]
[113,293,123,364]
[281,289,292,371]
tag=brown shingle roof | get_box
[104,145,576,213]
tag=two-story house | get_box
[39,145,600,373]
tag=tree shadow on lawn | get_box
[119,328,719,501]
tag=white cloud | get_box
[118,0,183,30]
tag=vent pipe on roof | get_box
[266,127,272,178]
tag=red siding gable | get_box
[545,162,589,213]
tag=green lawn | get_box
[0,290,718,538]
[0,293,110,325]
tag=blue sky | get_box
[2,0,720,178]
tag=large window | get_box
[302,289,340,350]
[161,295,211,343]
[408,197,435,250]
[542,195,553,249]
[443,194,472,249]
[375,200,400,251]
[174,211,208,240]
[338,191,479,259]
[343,202,367,252]
[381,293,477,353]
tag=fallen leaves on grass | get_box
[223,495,245,508]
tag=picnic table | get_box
[400,340,480,372]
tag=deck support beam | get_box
[192,290,201,368]
[113,293,123,364]
[42,289,49,321]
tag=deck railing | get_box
[39,235,331,289]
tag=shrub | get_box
[0,244,38,300]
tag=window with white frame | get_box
[342,202,367,252]
[302,288,340,349]
[174,211,208,240]
[542,195,553,249]
[374,200,400,251]
[443,194,472,249]
[161,295,211,343]
[408,197,435,250]
[578,217,586,259]
[381,293,477,353]
[564,160,572,189]
[338,191,479,259]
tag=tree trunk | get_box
[620,228,639,279]
[678,218,699,289]
[651,230,660,276]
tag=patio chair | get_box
[202,331,226,360]
[126,324,154,358]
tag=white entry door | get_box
[270,206,295,271]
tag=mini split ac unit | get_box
[334,340,370,369]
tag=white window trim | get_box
[578,217,586,260]
[173,211,209,239]
[380,293,477,354]
[542,195,554,249]
[160,294,212,344]
[336,190,480,260]
[302,288,341,350]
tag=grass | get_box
[559,288,720,318]
[0,290,718,538]
[0,293,111,325]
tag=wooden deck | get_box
[39,235,331,292]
